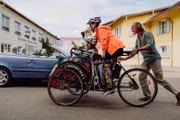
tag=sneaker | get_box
[176,96,180,106]
[113,78,119,82]
[138,96,151,101]
[101,90,115,97]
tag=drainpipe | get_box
[166,18,173,68]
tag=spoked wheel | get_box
[47,68,84,106]
[68,82,89,95]
[117,68,158,107]
[0,68,12,87]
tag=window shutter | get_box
[113,28,115,35]
[156,22,160,35]
[156,46,162,56]
[118,25,120,38]
[166,20,170,33]
[166,45,170,58]
[128,24,133,37]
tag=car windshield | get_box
[51,45,69,57]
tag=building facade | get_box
[0,1,60,55]
[103,6,172,67]
[59,37,83,53]
[144,1,180,68]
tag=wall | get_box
[147,8,180,67]
[110,11,162,66]
[0,6,59,54]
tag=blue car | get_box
[0,45,69,87]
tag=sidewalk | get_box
[163,67,180,79]
[163,67,180,72]
[123,65,180,79]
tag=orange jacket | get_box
[96,26,125,55]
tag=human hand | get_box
[130,49,138,56]
[119,57,128,61]
[72,41,75,45]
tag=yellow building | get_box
[103,6,169,66]
[144,1,180,68]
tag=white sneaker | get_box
[113,78,119,82]
[101,90,115,97]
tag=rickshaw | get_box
[47,48,158,107]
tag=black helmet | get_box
[87,17,101,25]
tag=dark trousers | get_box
[105,48,123,60]
[105,48,123,79]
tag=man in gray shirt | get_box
[121,22,180,106]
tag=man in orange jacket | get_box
[87,17,125,97]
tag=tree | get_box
[40,37,54,56]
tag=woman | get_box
[87,17,125,97]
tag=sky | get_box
[4,0,180,37]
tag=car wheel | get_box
[0,67,12,87]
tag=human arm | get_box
[96,28,109,51]
[72,41,78,49]
[120,50,138,61]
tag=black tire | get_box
[47,68,84,106]
[0,67,12,87]
[68,83,89,95]
[117,68,158,107]
[60,63,90,96]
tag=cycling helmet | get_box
[84,36,97,45]
[87,17,101,25]
[81,40,86,46]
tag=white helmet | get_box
[84,36,97,45]
[81,40,86,46]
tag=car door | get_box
[9,55,28,78]
[27,56,57,79]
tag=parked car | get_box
[0,45,69,87]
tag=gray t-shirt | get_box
[135,30,161,64]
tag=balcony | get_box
[15,31,21,35]
[2,26,10,31]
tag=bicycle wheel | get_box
[117,68,158,107]
[47,68,84,106]
[67,83,89,95]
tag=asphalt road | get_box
[0,76,180,120]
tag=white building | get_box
[59,37,83,53]
[0,1,60,54]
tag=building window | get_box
[2,15,10,31]
[14,21,21,35]
[157,45,170,58]
[39,33,43,42]
[24,26,30,38]
[1,43,11,53]
[18,46,22,53]
[59,40,63,47]
[32,30,36,40]
[157,20,170,35]
[114,25,120,38]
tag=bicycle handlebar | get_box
[70,48,133,65]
